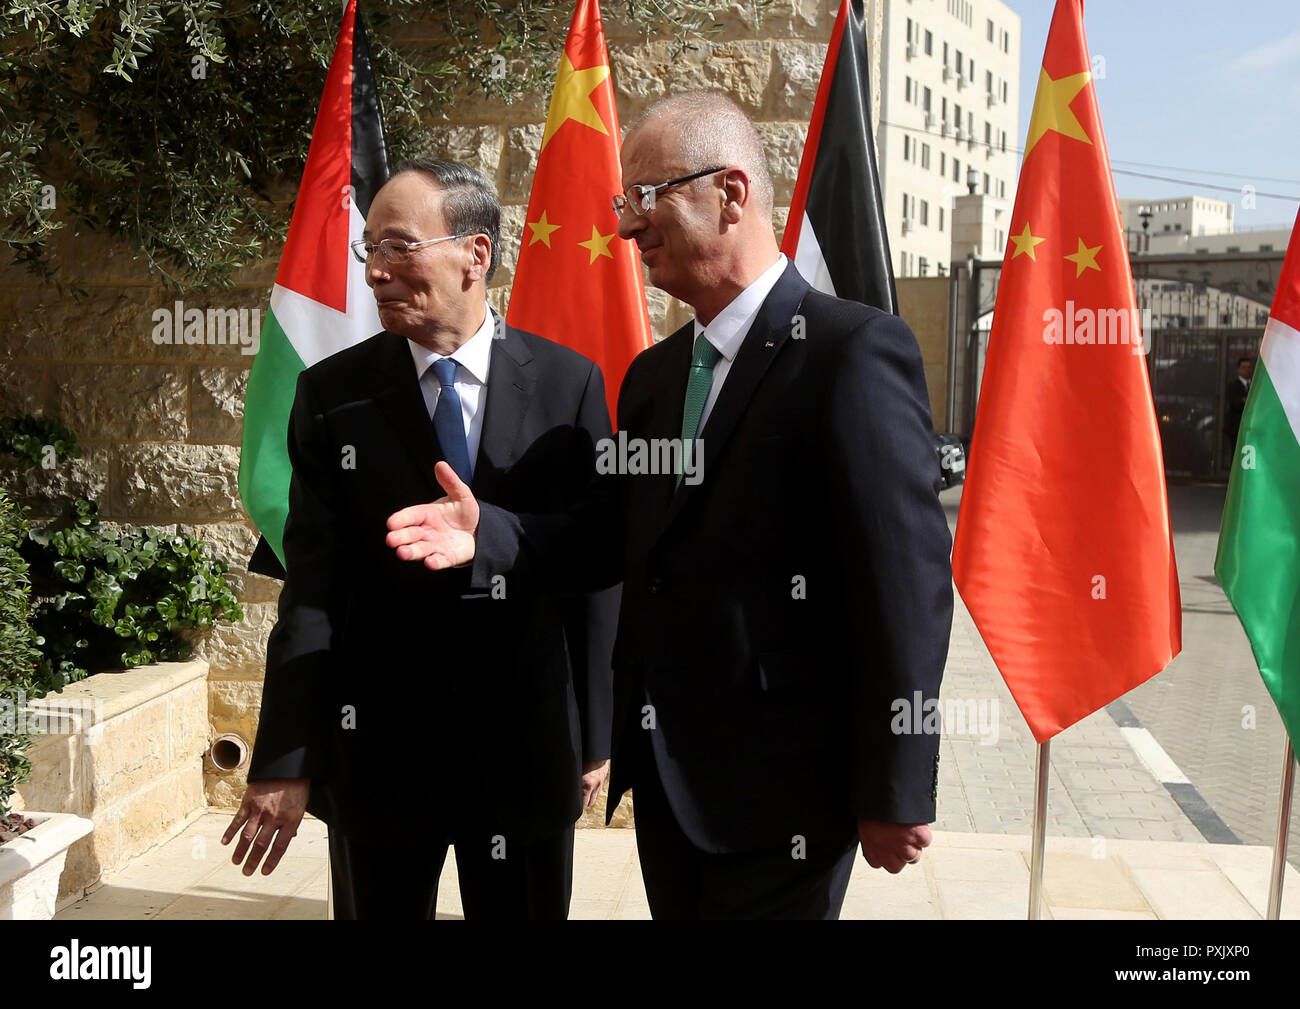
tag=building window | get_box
[956,50,964,75]
[986,70,993,94]
[987,18,994,42]
[983,172,990,194]
[920,200,929,226]
[903,134,911,160]
[995,230,1004,252]
[942,97,948,121]
[940,152,946,175]
[943,41,949,66]
[905,76,913,102]
[923,86,932,112]
[921,143,931,169]
[938,262,947,277]
[969,58,975,82]
[919,256,930,277]
[939,207,945,231]
[907,16,913,43]
[984,122,992,145]
[1000,130,1006,152]
[1001,80,1008,103]
[953,158,961,183]
[998,179,1006,198]
[925,30,933,55]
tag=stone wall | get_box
[15,660,209,904]
[0,0,900,823]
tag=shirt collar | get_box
[406,303,495,384]
[692,254,787,361]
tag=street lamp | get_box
[966,165,979,195]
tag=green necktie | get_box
[678,335,722,486]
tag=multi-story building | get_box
[1119,195,1236,252]
[877,0,1021,277]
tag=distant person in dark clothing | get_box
[1224,356,1254,466]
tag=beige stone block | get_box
[7,288,161,363]
[772,205,790,245]
[1127,867,1257,920]
[934,877,1026,920]
[168,676,210,769]
[500,124,544,205]
[768,40,828,119]
[930,846,1028,883]
[192,601,274,681]
[495,204,527,292]
[0,361,49,414]
[429,78,548,127]
[32,224,159,289]
[1050,907,1158,920]
[110,765,206,866]
[611,40,772,122]
[0,447,111,518]
[85,696,171,803]
[114,442,243,521]
[191,366,247,443]
[414,124,504,182]
[0,283,58,362]
[207,679,264,759]
[18,732,89,814]
[756,121,809,205]
[52,364,188,442]
[1041,851,1150,912]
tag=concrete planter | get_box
[0,812,94,920]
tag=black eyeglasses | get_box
[611,166,728,217]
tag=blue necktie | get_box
[430,358,472,482]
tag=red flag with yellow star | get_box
[506,0,651,421]
[951,0,1181,742]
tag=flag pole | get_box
[327,844,334,920]
[1267,739,1295,920]
[1028,739,1049,919]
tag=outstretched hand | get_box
[857,819,932,873]
[386,461,480,570]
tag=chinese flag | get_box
[951,0,1181,742]
[506,0,652,421]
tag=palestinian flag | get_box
[1216,208,1300,747]
[239,0,389,575]
[781,0,896,313]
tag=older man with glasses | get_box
[225,158,618,920]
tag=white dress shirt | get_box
[407,304,494,476]
[692,254,787,432]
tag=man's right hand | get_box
[222,778,310,876]
[386,460,480,570]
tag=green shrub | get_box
[0,490,44,817]
[0,415,82,471]
[23,497,244,690]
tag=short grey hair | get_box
[628,92,774,215]
[392,157,501,283]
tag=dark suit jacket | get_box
[1225,375,1249,443]
[246,317,616,843]
[607,263,953,854]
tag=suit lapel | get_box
[368,331,446,499]
[659,262,810,533]
[471,320,534,501]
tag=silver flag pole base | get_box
[1267,739,1295,920]
[1029,739,1049,920]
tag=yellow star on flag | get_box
[1024,68,1092,158]
[541,52,610,151]
[526,211,561,248]
[1010,223,1046,260]
[1064,238,1102,278]
[578,225,615,264]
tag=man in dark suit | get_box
[387,94,953,919]
[223,159,615,919]
[1224,356,1253,465]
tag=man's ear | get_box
[720,168,750,224]
[466,234,493,283]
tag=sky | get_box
[1004,0,1300,231]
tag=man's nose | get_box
[366,257,389,287]
[616,207,645,241]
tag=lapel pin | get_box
[764,340,775,348]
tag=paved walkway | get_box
[54,811,1299,920]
